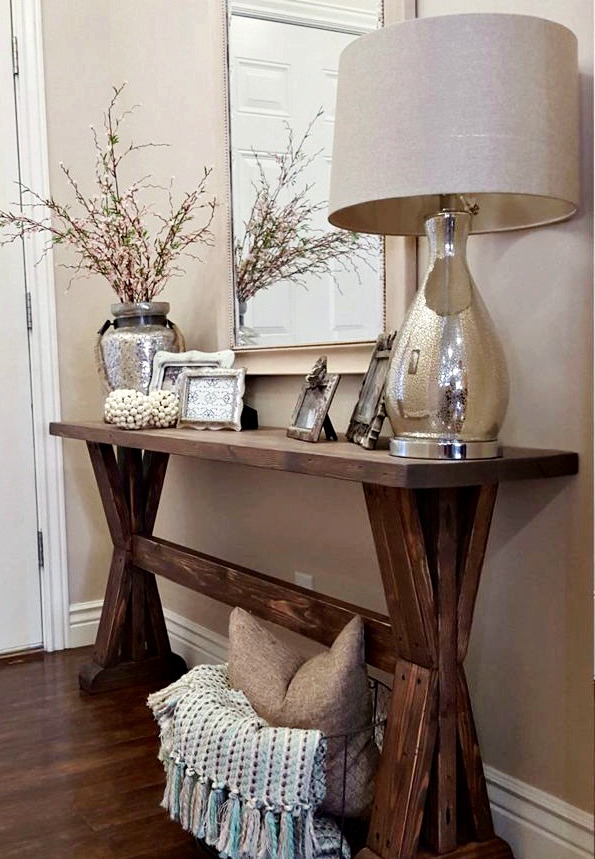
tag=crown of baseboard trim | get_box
[69,601,593,859]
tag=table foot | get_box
[357,837,514,859]
[79,652,187,693]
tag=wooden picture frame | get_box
[177,367,246,431]
[287,357,340,443]
[346,331,397,450]
[149,349,235,393]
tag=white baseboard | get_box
[69,600,228,664]
[486,766,593,859]
[69,600,103,648]
[162,607,228,666]
[69,602,593,859]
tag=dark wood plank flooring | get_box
[0,646,206,858]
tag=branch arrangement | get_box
[234,111,377,304]
[0,84,216,303]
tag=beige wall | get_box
[41,0,593,814]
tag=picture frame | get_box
[346,331,397,450]
[149,349,235,393]
[287,356,340,443]
[177,367,246,431]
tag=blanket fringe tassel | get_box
[162,762,320,859]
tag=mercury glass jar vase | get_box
[96,301,185,394]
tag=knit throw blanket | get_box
[147,664,350,859]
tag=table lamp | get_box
[328,13,579,460]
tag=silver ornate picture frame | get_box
[287,357,340,443]
[149,349,235,393]
[346,331,396,449]
[177,367,246,431]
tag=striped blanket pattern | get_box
[147,663,349,859]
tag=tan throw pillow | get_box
[227,607,379,818]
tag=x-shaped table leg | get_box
[360,483,514,859]
[79,441,187,692]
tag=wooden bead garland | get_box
[104,388,180,430]
[104,389,151,429]
[147,389,180,428]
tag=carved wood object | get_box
[50,421,578,859]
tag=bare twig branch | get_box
[234,109,376,303]
[0,83,216,302]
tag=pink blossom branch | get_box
[0,83,216,303]
[234,110,375,304]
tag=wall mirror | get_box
[225,0,390,372]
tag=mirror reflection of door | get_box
[228,3,383,349]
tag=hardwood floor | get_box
[0,646,205,858]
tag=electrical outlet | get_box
[294,571,314,590]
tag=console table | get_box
[49,421,578,859]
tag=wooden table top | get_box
[49,421,579,490]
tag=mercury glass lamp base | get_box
[389,437,502,460]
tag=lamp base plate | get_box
[389,437,501,460]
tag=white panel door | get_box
[229,15,383,347]
[0,0,43,652]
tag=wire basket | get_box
[327,675,391,859]
[192,674,392,859]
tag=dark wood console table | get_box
[49,421,578,859]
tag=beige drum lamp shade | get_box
[328,13,579,237]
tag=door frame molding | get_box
[11,0,69,650]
